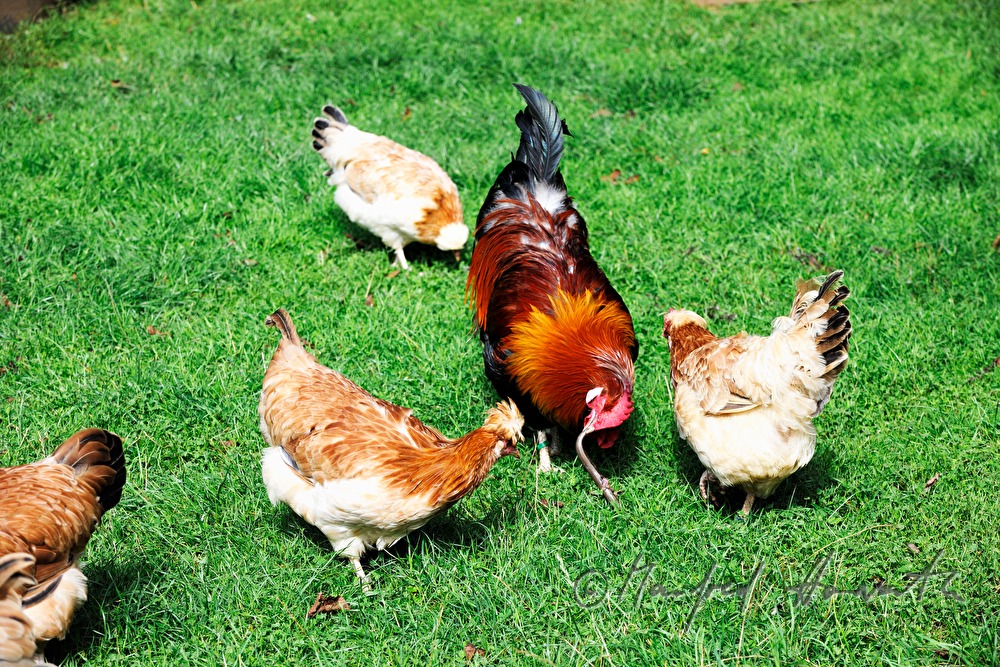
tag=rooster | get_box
[467,85,638,505]
[0,429,126,654]
[663,271,852,515]
[258,309,524,591]
[0,553,55,667]
[311,105,469,269]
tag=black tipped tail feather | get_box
[266,308,302,347]
[810,270,852,381]
[312,104,350,153]
[51,429,126,514]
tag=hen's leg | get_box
[392,245,410,271]
[741,493,757,516]
[699,470,720,506]
[350,558,372,594]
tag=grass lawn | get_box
[1,0,999,664]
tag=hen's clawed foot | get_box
[699,470,721,507]
[350,557,374,594]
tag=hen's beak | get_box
[501,441,521,459]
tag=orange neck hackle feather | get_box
[416,188,463,243]
[505,290,635,430]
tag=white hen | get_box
[311,105,468,270]
[663,271,852,514]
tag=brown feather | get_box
[0,429,124,649]
[415,187,464,244]
[259,309,524,562]
[0,553,42,666]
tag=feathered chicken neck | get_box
[664,321,718,384]
[381,407,522,507]
[504,290,635,431]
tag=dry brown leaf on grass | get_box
[600,170,640,185]
[992,233,1000,251]
[307,592,351,618]
[464,643,486,660]
[538,498,564,508]
[907,543,920,554]
[924,473,940,492]
[386,269,400,279]
[0,294,12,308]
[364,294,374,307]
[590,108,612,118]
[402,107,412,121]
[146,325,168,337]
[791,249,831,272]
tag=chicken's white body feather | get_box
[261,447,435,560]
[665,272,851,509]
[312,111,467,269]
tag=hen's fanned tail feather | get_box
[49,429,126,514]
[789,269,852,386]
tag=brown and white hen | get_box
[0,429,126,654]
[0,553,55,667]
[663,271,852,514]
[258,309,523,590]
[311,105,469,269]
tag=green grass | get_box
[1,0,999,664]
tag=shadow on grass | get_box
[46,555,165,664]
[270,488,519,584]
[314,208,470,273]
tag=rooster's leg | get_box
[548,428,562,456]
[392,245,411,271]
[536,429,563,473]
[350,557,373,594]
[741,493,756,516]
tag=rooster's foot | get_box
[537,446,564,474]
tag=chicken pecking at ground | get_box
[0,553,55,667]
[0,429,126,656]
[258,309,524,591]
[467,85,638,505]
[663,271,852,515]
[311,104,469,270]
